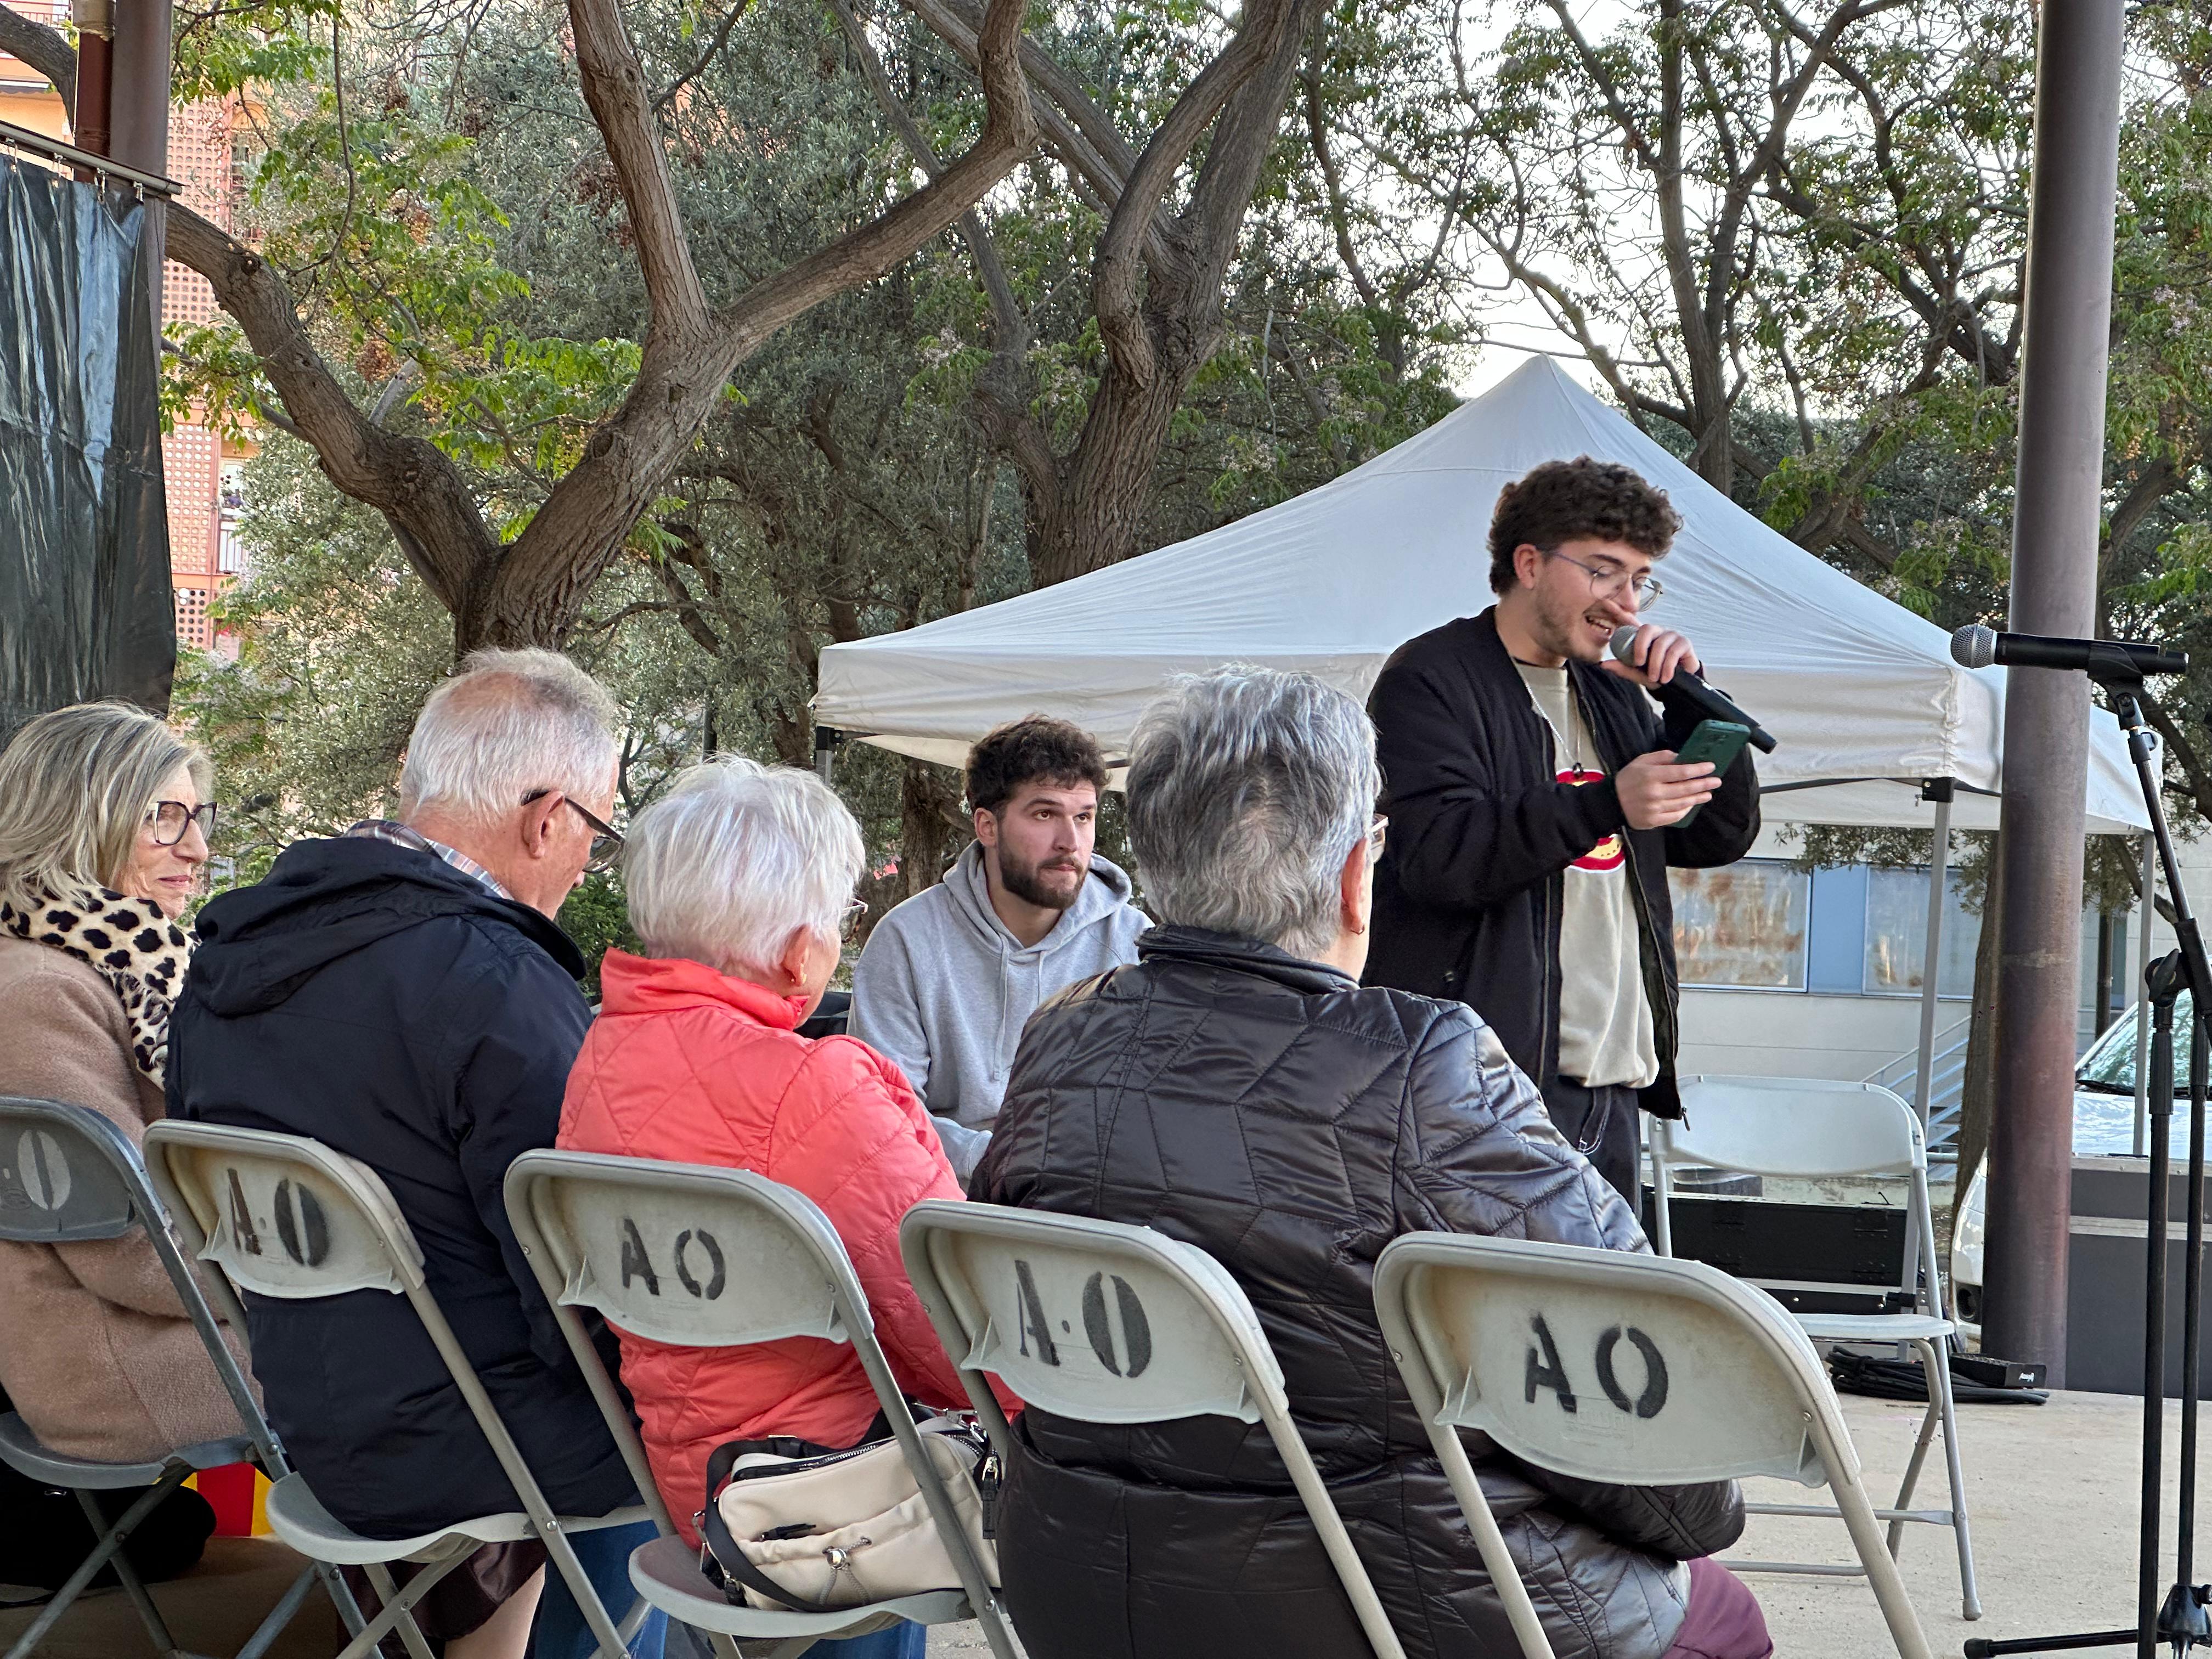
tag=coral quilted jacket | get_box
[558,949,977,1543]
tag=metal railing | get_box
[1863,1017,1973,1159]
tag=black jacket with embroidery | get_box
[1363,607,1761,1116]
[972,926,1743,1659]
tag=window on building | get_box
[1862,865,1980,997]
[1673,859,1811,990]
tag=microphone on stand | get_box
[1607,626,1779,754]
[1949,624,2187,680]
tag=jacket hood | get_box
[938,840,1138,959]
[189,836,584,1017]
[596,947,810,1030]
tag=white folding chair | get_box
[140,1120,652,1659]
[503,1149,1018,1659]
[1374,1232,1934,1659]
[898,1200,1409,1659]
[1647,1076,1978,1618]
[0,1096,364,1659]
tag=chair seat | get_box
[627,1533,970,1638]
[0,1412,256,1491]
[1796,1313,1955,1344]
[263,1473,650,1567]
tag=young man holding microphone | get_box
[1364,456,1762,1202]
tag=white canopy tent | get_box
[816,357,2155,1139]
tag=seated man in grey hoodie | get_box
[853,715,1149,1182]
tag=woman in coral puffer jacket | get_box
[559,757,984,1659]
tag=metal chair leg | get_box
[360,1561,438,1659]
[3,1469,191,1659]
[233,1565,320,1659]
[1925,1339,1982,1620]
[335,1551,476,1659]
[1884,1388,1944,1556]
[72,1486,184,1657]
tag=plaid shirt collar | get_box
[345,819,514,902]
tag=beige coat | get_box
[0,933,249,1463]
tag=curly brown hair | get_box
[1487,456,1682,594]
[965,715,1109,815]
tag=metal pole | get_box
[1979,0,2127,1387]
[107,0,172,329]
[1912,785,1955,1130]
[2137,831,2157,1158]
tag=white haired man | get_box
[168,649,662,1659]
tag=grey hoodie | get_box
[851,840,1148,1182]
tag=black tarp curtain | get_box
[0,151,174,748]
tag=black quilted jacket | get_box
[972,926,1743,1659]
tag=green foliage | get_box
[560,872,639,999]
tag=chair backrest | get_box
[0,1096,145,1243]
[903,1200,1412,1659]
[1658,1076,1925,1180]
[1375,1232,1842,1490]
[898,1200,1284,1426]
[142,1120,425,1301]
[2,1098,278,1464]
[505,1151,1014,1646]
[504,1149,865,1351]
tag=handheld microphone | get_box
[1607,626,1779,753]
[1949,625,2187,680]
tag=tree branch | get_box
[0,3,74,115]
[570,0,712,341]
[2141,687,2212,825]
[480,0,1035,641]
[164,201,494,618]
[1093,0,1303,386]
[827,0,1023,342]
[652,0,751,112]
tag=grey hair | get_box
[0,702,212,915]
[623,755,865,977]
[1124,665,1380,959]
[398,648,621,825]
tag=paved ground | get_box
[0,1387,2170,1657]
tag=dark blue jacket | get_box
[167,836,634,1539]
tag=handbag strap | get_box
[693,1403,936,1615]
[699,1500,829,1614]
[701,1435,836,1613]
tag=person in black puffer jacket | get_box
[973,666,1769,1659]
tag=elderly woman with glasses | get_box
[973,667,1769,1659]
[0,702,243,1465]
[557,757,995,1659]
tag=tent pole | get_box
[2135,830,2156,1157]
[1912,783,1954,1132]
[814,725,840,785]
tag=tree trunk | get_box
[1956,828,2006,1219]
[1027,373,1186,586]
[896,757,966,899]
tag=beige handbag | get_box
[700,1414,1000,1611]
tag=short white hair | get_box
[398,648,621,824]
[623,756,865,977]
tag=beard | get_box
[1535,590,1621,663]
[998,845,1087,911]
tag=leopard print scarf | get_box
[1,888,192,1088]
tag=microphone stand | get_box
[1967,672,2212,1657]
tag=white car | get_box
[1950,995,2196,1336]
